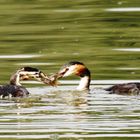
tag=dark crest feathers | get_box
[68,61,84,66]
[23,67,39,72]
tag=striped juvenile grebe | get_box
[0,67,50,98]
[45,61,140,95]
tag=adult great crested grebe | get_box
[0,67,50,98]
[46,61,140,95]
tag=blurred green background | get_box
[0,0,140,84]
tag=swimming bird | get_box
[0,67,51,98]
[45,61,140,95]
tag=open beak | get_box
[41,68,69,86]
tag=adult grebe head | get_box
[56,61,91,91]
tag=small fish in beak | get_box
[33,71,55,86]
[42,73,60,86]
[42,67,69,86]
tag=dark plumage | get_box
[0,84,29,98]
[68,61,84,66]
[105,83,140,95]
[23,67,39,72]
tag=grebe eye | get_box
[65,68,69,73]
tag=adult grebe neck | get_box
[10,70,21,86]
[77,68,91,91]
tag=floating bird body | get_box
[45,61,140,95]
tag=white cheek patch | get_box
[63,65,76,77]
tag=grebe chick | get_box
[47,61,140,95]
[0,67,50,98]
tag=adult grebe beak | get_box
[41,68,69,86]
[55,68,69,78]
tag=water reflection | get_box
[113,48,140,52]
[0,54,42,59]
[106,8,140,12]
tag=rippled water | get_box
[0,0,140,139]
[0,84,140,140]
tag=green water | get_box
[0,0,140,82]
[0,0,140,140]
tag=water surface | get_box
[0,83,140,140]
